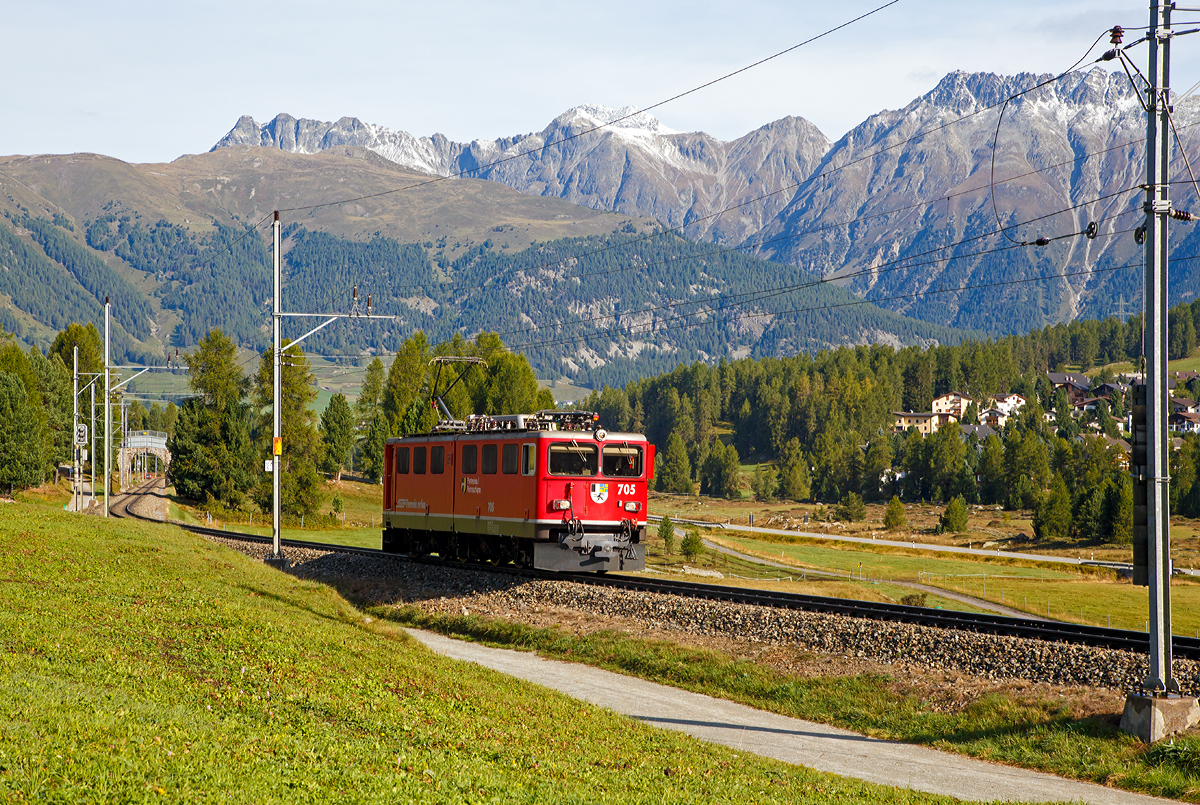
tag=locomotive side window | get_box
[396,446,410,474]
[602,445,643,477]
[413,446,427,475]
[548,443,598,476]
[522,444,535,475]
[462,444,477,474]
[482,443,497,474]
[502,443,518,474]
[431,445,445,474]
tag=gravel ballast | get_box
[206,535,1200,694]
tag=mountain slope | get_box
[0,146,976,381]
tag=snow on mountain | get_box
[211,106,830,246]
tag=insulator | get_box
[1173,209,1195,222]
[1034,236,1050,247]
[367,294,372,311]
[1135,225,1147,245]
[353,284,358,301]
[1085,222,1098,239]
[1110,25,1124,45]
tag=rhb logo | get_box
[590,483,609,504]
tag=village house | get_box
[892,411,958,435]
[1047,371,1092,405]
[992,393,1026,416]
[1170,412,1200,434]
[931,391,971,419]
[982,407,1008,429]
[1171,396,1198,415]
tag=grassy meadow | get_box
[0,496,984,804]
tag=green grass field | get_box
[1,499,994,804]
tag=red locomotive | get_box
[381,364,651,572]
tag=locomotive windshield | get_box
[602,445,642,477]
[548,443,598,476]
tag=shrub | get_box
[939,495,969,533]
[833,492,865,522]
[883,496,907,530]
[658,515,676,556]
[681,528,704,562]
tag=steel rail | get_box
[112,497,1200,661]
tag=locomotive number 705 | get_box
[616,483,637,496]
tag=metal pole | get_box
[272,211,282,560]
[90,382,95,506]
[73,346,78,513]
[1145,0,1176,694]
[104,299,111,518]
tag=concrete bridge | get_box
[119,430,170,486]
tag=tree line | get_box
[165,328,554,516]
[577,302,1200,546]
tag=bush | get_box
[883,496,907,530]
[681,528,704,562]
[900,593,928,607]
[833,492,865,522]
[658,515,676,556]
[939,495,969,533]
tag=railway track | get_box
[111,481,1200,661]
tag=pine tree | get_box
[49,322,103,376]
[362,410,388,484]
[978,434,1004,504]
[1033,474,1072,541]
[938,495,969,533]
[751,463,776,501]
[776,438,811,502]
[834,491,866,522]
[168,329,255,507]
[658,515,676,556]
[1107,476,1134,545]
[681,528,704,562]
[657,432,693,494]
[883,496,907,530]
[319,393,354,481]
[0,371,44,491]
[251,341,323,516]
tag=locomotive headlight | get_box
[623,501,642,513]
[552,499,572,511]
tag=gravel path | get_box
[201,534,1200,694]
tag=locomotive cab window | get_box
[522,444,536,476]
[502,443,518,474]
[602,445,643,477]
[431,445,445,474]
[413,446,427,475]
[462,444,477,474]
[548,442,598,476]
[396,446,410,474]
[482,443,497,474]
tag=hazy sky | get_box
[2,1,1190,163]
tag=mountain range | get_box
[1,67,1185,384]
[216,68,1200,334]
